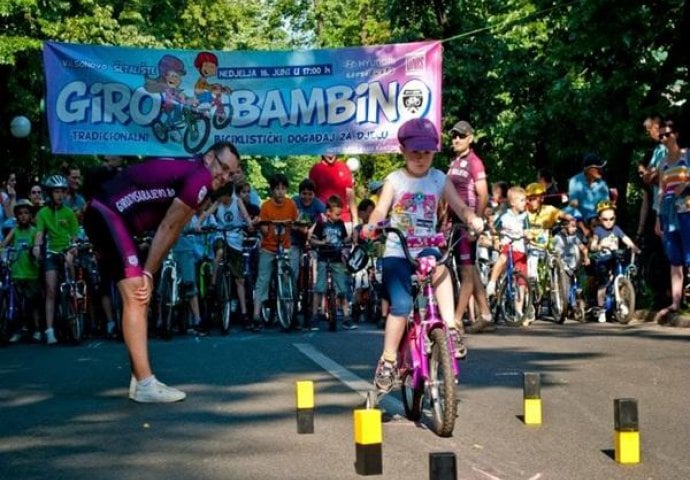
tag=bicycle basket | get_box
[345,245,369,273]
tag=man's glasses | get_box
[31,190,42,194]
[214,153,239,176]
[659,130,672,139]
[452,133,468,140]
[600,216,616,222]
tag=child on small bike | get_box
[310,195,354,330]
[362,118,483,392]
[485,186,529,316]
[553,216,590,274]
[352,198,376,323]
[253,174,298,331]
[1,199,41,343]
[589,200,641,323]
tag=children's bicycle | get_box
[592,249,637,324]
[372,222,464,437]
[494,235,532,327]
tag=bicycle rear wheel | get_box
[399,332,423,421]
[0,291,9,345]
[276,264,294,330]
[426,328,457,437]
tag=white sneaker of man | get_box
[129,376,186,403]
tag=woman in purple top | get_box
[83,141,241,403]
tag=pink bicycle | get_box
[373,223,463,437]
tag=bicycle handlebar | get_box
[369,221,465,269]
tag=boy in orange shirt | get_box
[252,173,298,330]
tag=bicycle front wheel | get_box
[219,273,232,335]
[276,264,294,331]
[550,261,569,324]
[426,328,457,437]
[159,270,176,340]
[498,272,531,326]
[614,276,636,324]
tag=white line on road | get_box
[293,343,403,414]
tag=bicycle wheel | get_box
[497,272,530,326]
[366,286,381,323]
[60,290,80,345]
[219,273,232,335]
[614,276,636,324]
[399,332,423,421]
[212,102,232,129]
[426,328,457,437]
[550,261,569,324]
[183,115,211,154]
[276,264,294,330]
[159,270,175,340]
[327,282,338,332]
[260,275,276,326]
[0,290,9,345]
[71,312,84,345]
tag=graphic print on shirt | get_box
[391,191,436,237]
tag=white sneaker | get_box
[32,331,42,342]
[486,281,496,298]
[597,310,607,323]
[619,305,629,317]
[9,332,22,343]
[45,328,57,345]
[129,376,186,403]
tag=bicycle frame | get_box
[402,271,460,389]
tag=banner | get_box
[43,41,442,157]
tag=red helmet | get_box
[194,52,218,70]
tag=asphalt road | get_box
[1,319,689,480]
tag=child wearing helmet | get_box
[34,175,79,344]
[524,182,573,318]
[589,201,641,323]
[1,199,41,343]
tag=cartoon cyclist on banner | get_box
[193,51,232,129]
[144,54,211,154]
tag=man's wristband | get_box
[142,270,154,280]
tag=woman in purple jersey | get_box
[83,141,241,403]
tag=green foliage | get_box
[1,0,688,224]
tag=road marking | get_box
[293,343,403,414]
[471,467,504,480]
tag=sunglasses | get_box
[31,190,42,194]
[452,133,468,140]
[659,131,673,139]
[600,216,616,222]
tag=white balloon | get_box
[346,157,360,172]
[10,116,31,138]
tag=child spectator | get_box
[291,178,326,328]
[1,199,41,343]
[351,198,376,324]
[253,174,298,330]
[310,195,355,330]
[589,201,641,323]
[204,182,254,329]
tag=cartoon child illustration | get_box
[193,51,231,122]
[145,54,195,127]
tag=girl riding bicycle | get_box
[362,118,483,392]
